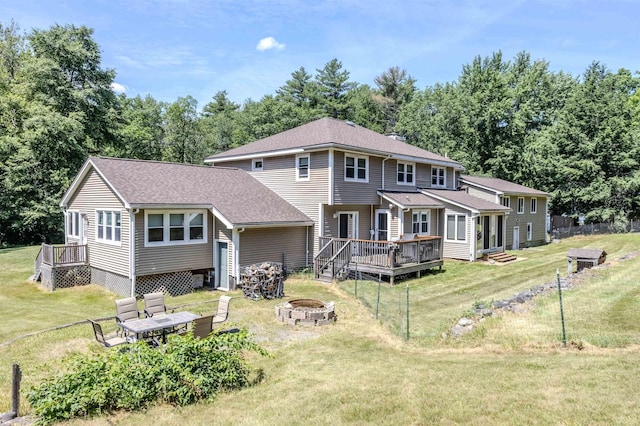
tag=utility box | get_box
[192,274,204,288]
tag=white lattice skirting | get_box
[136,271,193,297]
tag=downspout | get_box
[129,208,139,297]
[232,227,245,287]
[62,208,68,245]
[469,214,478,262]
[306,226,310,267]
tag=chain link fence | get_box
[552,220,640,240]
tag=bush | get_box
[27,328,268,424]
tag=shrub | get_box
[27,328,268,424]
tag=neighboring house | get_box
[38,117,549,295]
[46,157,312,297]
[459,175,549,249]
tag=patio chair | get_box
[143,292,173,318]
[191,315,214,339]
[115,297,140,338]
[212,295,231,325]
[88,319,127,348]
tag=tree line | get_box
[1,21,639,246]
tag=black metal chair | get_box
[88,319,127,348]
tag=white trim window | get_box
[446,214,466,241]
[431,167,446,188]
[412,210,430,234]
[517,197,525,214]
[527,222,533,241]
[145,210,207,247]
[397,162,415,186]
[252,158,263,171]
[345,154,368,182]
[296,154,309,181]
[67,211,80,238]
[530,197,537,214]
[96,210,121,244]
[500,196,510,208]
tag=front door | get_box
[375,209,390,241]
[513,226,520,250]
[338,213,358,239]
[216,241,229,290]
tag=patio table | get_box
[118,311,200,344]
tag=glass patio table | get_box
[118,311,200,343]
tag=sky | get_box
[2,0,639,107]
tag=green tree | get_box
[373,66,416,133]
[200,90,240,154]
[108,94,165,160]
[314,58,356,119]
[163,95,202,163]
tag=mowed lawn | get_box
[1,234,640,425]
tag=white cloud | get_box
[110,82,127,93]
[256,36,286,52]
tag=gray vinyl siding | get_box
[66,168,130,277]
[442,207,472,261]
[239,227,309,270]
[416,164,456,190]
[333,152,381,204]
[402,209,439,237]
[506,196,547,248]
[223,152,327,257]
[466,186,498,203]
[135,210,214,276]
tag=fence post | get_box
[406,283,410,340]
[11,363,21,418]
[354,263,358,298]
[376,278,381,319]
[556,269,567,348]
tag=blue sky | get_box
[2,0,639,106]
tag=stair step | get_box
[487,252,517,263]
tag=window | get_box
[252,158,263,171]
[412,211,430,234]
[517,197,525,214]
[397,162,415,185]
[446,214,466,241]
[67,211,80,238]
[96,210,121,244]
[145,210,207,246]
[431,167,446,188]
[296,155,309,181]
[530,197,537,214]
[345,154,368,182]
[527,223,533,241]
[500,196,510,208]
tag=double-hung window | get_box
[397,162,414,185]
[67,211,80,238]
[530,197,537,214]
[501,196,510,208]
[345,154,368,182]
[431,167,446,188]
[517,197,525,214]
[446,214,466,241]
[527,223,533,241]
[412,211,430,234]
[96,210,121,244]
[145,210,207,246]
[296,155,309,181]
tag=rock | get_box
[458,317,474,327]
[450,324,470,338]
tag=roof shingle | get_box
[422,189,511,213]
[461,175,548,196]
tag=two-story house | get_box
[39,118,546,296]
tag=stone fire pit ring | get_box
[276,299,337,326]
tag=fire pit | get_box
[275,299,337,326]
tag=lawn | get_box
[1,234,640,424]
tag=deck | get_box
[34,243,90,290]
[314,236,443,284]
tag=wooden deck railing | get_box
[40,243,88,266]
[393,237,442,266]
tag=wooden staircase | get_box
[486,252,517,263]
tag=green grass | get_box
[2,234,640,424]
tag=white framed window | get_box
[296,154,309,181]
[345,154,368,182]
[412,211,430,234]
[397,162,415,185]
[431,167,446,188]
[527,222,532,241]
[67,211,80,238]
[446,214,466,241]
[144,210,207,247]
[252,158,263,171]
[530,197,537,214]
[517,197,525,214]
[96,210,121,244]
[500,196,510,208]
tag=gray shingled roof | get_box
[87,156,312,226]
[422,189,511,213]
[206,117,464,168]
[460,175,548,196]
[379,191,444,209]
